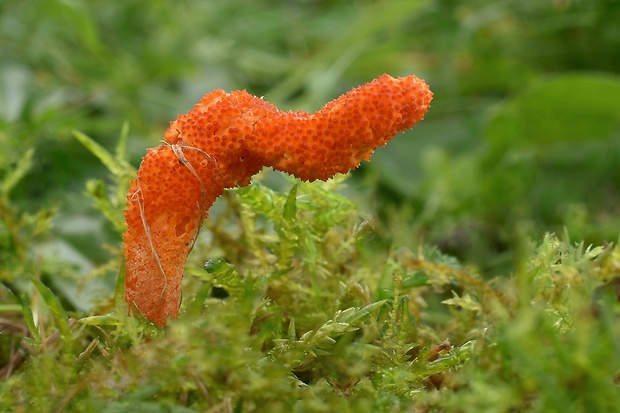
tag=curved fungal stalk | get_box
[124,74,433,326]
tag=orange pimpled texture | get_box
[124,146,223,326]
[124,74,432,326]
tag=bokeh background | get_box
[2,0,619,306]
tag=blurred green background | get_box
[1,0,619,304]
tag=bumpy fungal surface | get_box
[124,74,433,326]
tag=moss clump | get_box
[2,172,619,412]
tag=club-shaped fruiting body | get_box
[124,74,433,326]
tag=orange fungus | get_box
[124,74,433,326]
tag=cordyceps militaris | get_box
[123,74,433,326]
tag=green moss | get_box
[3,171,618,411]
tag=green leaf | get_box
[403,272,429,289]
[486,74,620,153]
[283,184,298,221]
[114,259,127,321]
[86,179,126,232]
[1,148,34,196]
[74,337,99,372]
[72,130,131,176]
[338,300,387,325]
[31,278,71,339]
[442,291,481,313]
[20,293,41,344]
[78,315,120,326]
[115,121,130,162]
